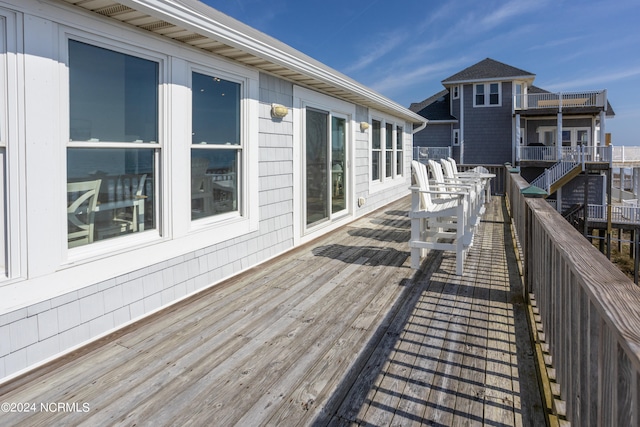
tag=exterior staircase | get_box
[530,159,583,196]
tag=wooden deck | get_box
[0,196,545,426]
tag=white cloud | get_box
[479,0,547,31]
[371,57,472,94]
[527,36,585,51]
[544,66,640,91]
[344,31,407,74]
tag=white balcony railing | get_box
[514,90,607,111]
[413,146,452,161]
[612,146,640,164]
[587,203,640,224]
[520,145,556,161]
[519,145,611,163]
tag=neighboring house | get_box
[411,58,615,211]
[0,0,425,382]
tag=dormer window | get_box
[474,82,501,107]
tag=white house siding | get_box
[258,73,295,258]
[0,3,418,382]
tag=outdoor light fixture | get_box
[271,103,289,118]
[360,122,370,132]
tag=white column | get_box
[557,112,563,161]
[599,110,606,151]
[515,113,521,163]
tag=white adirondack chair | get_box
[428,159,483,228]
[444,157,492,202]
[409,160,472,275]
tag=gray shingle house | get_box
[411,58,615,211]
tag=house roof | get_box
[409,90,457,122]
[442,58,535,85]
[59,0,425,125]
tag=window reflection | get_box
[191,72,241,220]
[67,148,155,247]
[191,150,238,219]
[69,40,158,143]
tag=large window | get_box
[371,117,403,183]
[385,123,393,178]
[67,40,158,248]
[396,125,403,175]
[371,119,381,181]
[474,82,501,107]
[191,71,241,220]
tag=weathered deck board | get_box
[0,196,545,426]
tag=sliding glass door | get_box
[305,109,348,227]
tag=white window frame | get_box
[63,31,167,260]
[371,118,382,183]
[474,82,502,107]
[514,82,525,109]
[452,85,459,100]
[0,9,23,283]
[58,25,259,266]
[452,129,460,146]
[188,65,247,226]
[537,126,557,145]
[369,111,407,192]
[293,85,355,245]
[176,54,259,244]
[396,125,404,176]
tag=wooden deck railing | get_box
[457,163,506,195]
[506,168,640,426]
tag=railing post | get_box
[545,168,551,194]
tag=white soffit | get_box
[60,0,425,125]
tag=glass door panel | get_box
[331,117,346,214]
[306,109,329,226]
[577,129,589,146]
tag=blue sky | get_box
[204,0,640,146]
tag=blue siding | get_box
[413,123,451,147]
[462,82,513,165]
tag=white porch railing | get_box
[530,160,581,194]
[587,203,640,224]
[514,90,607,111]
[413,146,452,161]
[612,146,640,164]
[520,146,556,161]
[520,145,611,163]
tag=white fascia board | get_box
[443,75,535,85]
[119,0,425,125]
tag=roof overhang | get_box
[424,119,458,124]
[59,0,425,125]
[443,75,535,85]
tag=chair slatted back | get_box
[411,160,432,210]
